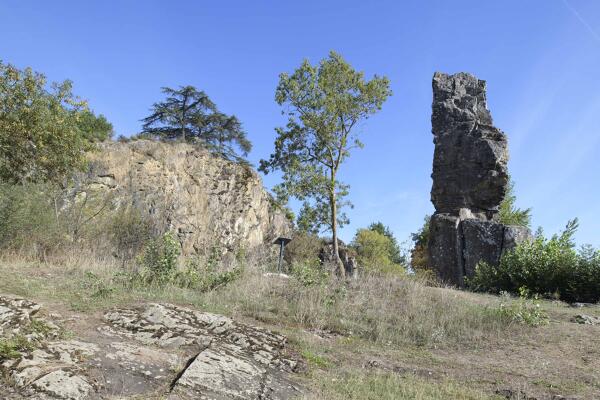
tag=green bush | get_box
[291,260,328,287]
[493,289,549,327]
[468,219,600,303]
[0,182,64,256]
[0,335,34,360]
[109,207,154,261]
[136,231,181,284]
[175,253,241,291]
[283,232,323,266]
[352,229,405,275]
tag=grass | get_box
[304,371,503,400]
[0,335,34,360]
[0,250,599,399]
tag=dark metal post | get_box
[278,241,284,273]
[272,237,291,274]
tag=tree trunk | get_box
[330,188,345,278]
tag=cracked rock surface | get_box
[1,295,301,399]
[427,72,531,286]
[80,140,292,255]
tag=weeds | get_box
[0,335,34,360]
[493,288,549,327]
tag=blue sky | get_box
[1,1,599,247]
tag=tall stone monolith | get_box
[428,72,531,286]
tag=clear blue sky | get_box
[1,1,599,247]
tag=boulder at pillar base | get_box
[428,214,463,286]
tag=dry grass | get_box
[0,250,599,399]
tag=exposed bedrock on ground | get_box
[428,72,531,286]
[0,295,301,399]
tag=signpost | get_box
[273,237,292,274]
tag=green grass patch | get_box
[306,371,501,400]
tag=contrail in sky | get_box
[563,0,600,42]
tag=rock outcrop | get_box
[1,295,301,399]
[319,239,359,278]
[428,72,531,286]
[80,140,291,255]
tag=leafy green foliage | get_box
[259,51,391,275]
[140,86,252,160]
[283,231,323,266]
[136,231,181,284]
[0,335,34,360]
[175,248,241,290]
[77,109,113,142]
[410,215,431,273]
[0,182,65,255]
[468,219,600,303]
[493,289,549,327]
[351,228,405,275]
[498,179,531,227]
[291,260,328,287]
[367,222,404,265]
[0,61,98,184]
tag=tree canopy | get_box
[0,61,98,184]
[498,178,532,228]
[351,228,405,275]
[77,109,113,142]
[141,86,252,160]
[259,51,391,276]
[367,222,405,265]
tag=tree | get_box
[410,215,431,272]
[259,51,391,276]
[0,61,92,184]
[498,178,531,228]
[77,110,113,142]
[141,86,252,160]
[351,228,405,275]
[367,222,404,265]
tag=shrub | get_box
[136,232,181,284]
[284,232,323,267]
[0,182,64,256]
[109,207,154,261]
[291,260,329,287]
[0,182,119,260]
[493,289,549,327]
[410,215,431,273]
[351,229,405,275]
[468,219,600,303]
[175,253,241,291]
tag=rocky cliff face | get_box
[82,140,291,255]
[428,72,531,286]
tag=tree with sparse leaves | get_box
[0,61,94,184]
[259,51,391,276]
[141,86,251,160]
